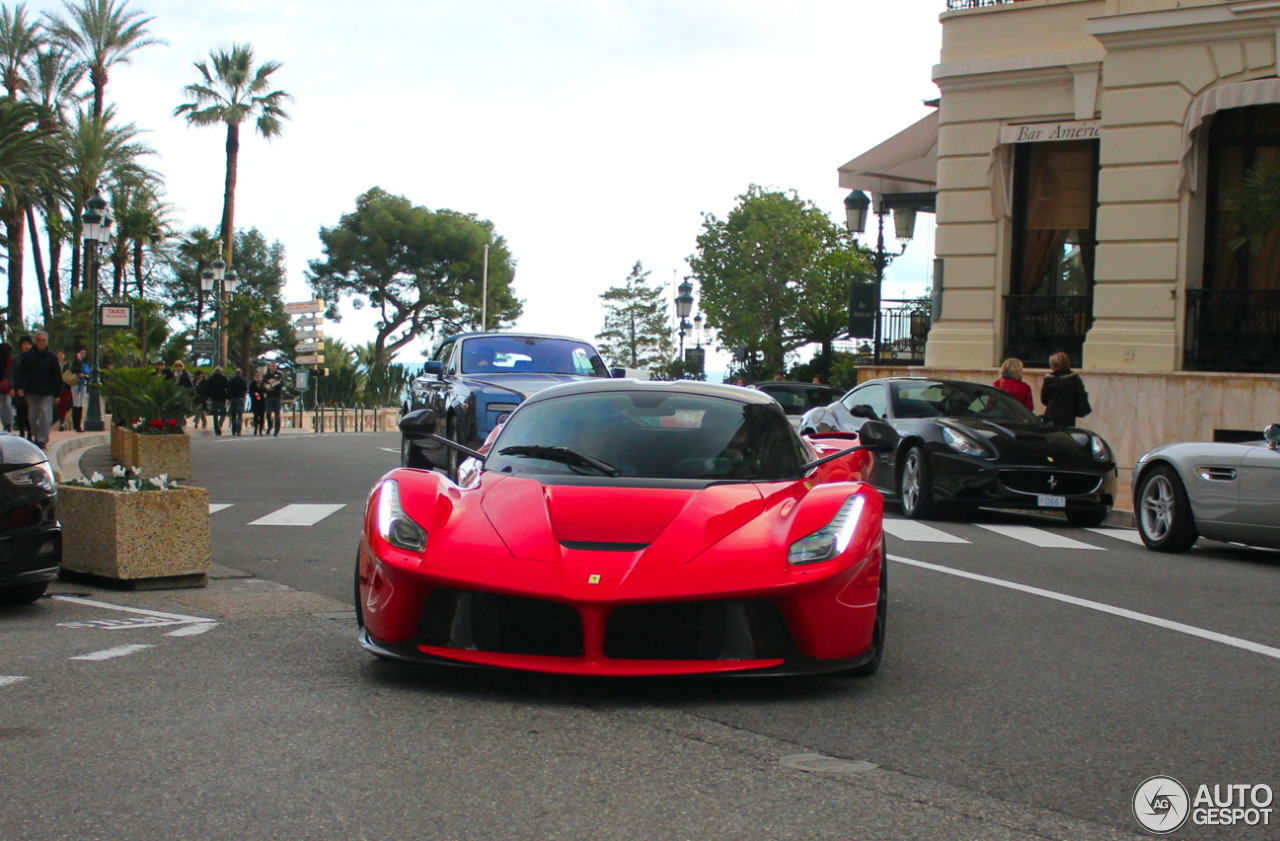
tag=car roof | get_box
[752,381,838,390]
[438,331,597,344]
[521,378,782,408]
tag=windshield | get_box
[485,391,807,480]
[891,380,1039,423]
[460,336,609,377]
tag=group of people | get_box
[994,352,1090,426]
[159,360,286,437]
[0,332,90,449]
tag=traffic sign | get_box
[294,315,324,328]
[191,340,214,355]
[295,354,325,365]
[100,304,133,327]
[284,300,324,315]
[295,340,321,353]
[295,325,323,336]
[295,370,309,390]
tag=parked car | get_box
[0,434,61,605]
[360,379,897,677]
[799,377,1117,525]
[1132,424,1280,552]
[401,332,613,478]
[749,381,842,428]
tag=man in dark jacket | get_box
[205,366,230,435]
[227,368,249,436]
[15,332,64,448]
[263,362,285,437]
[10,335,32,440]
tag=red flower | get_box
[149,418,163,429]
[168,418,179,428]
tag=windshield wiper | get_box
[498,445,621,477]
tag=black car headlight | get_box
[5,462,56,494]
[942,426,988,457]
[374,479,427,553]
[788,496,865,565]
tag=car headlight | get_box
[942,426,987,457]
[374,479,427,552]
[5,462,56,494]
[1090,434,1114,464]
[788,496,865,565]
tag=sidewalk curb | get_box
[48,432,109,484]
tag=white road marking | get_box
[0,676,29,688]
[209,503,234,514]
[974,524,1103,550]
[71,644,154,661]
[53,596,213,624]
[166,622,217,637]
[58,616,190,630]
[248,503,346,527]
[882,520,970,544]
[379,447,399,453]
[891,554,1280,661]
[1086,527,1145,546]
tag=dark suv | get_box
[0,434,61,605]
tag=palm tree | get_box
[0,98,59,333]
[45,0,162,121]
[0,3,43,98]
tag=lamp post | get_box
[676,277,694,364]
[844,190,914,365]
[693,312,703,348]
[81,190,111,432]
[209,250,227,367]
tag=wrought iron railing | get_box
[838,299,932,366]
[946,0,1027,9]
[1002,295,1093,368]
[1184,289,1280,373]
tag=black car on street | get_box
[0,433,61,604]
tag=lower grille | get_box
[605,600,792,660]
[998,470,1101,496]
[419,589,583,657]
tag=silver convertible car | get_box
[1132,425,1280,552]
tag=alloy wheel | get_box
[1141,473,1174,542]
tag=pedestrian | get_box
[206,365,229,435]
[192,370,209,429]
[734,378,746,387]
[263,361,284,436]
[11,335,33,440]
[55,350,73,431]
[0,342,12,432]
[69,348,90,433]
[1040,351,1091,427]
[15,332,63,448]
[153,359,174,381]
[773,372,784,381]
[249,371,267,435]
[812,376,823,384]
[993,357,1034,413]
[227,367,248,436]
[172,359,193,389]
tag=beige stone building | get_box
[844,0,1280,479]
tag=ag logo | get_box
[1133,776,1190,834]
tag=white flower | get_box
[148,476,168,491]
[130,466,143,478]
[126,479,138,493]
[111,464,126,478]
[89,471,105,484]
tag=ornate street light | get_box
[844,190,914,365]
[678,318,690,361]
[676,278,694,320]
[693,312,704,348]
[80,190,111,432]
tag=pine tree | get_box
[595,261,673,371]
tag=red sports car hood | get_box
[480,476,766,564]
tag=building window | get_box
[1011,140,1098,296]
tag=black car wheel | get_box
[401,436,430,469]
[898,445,936,519]
[1137,465,1198,552]
[0,582,48,605]
[1065,506,1109,527]
[847,537,888,678]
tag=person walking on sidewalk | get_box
[993,357,1034,413]
[69,347,89,433]
[15,332,63,448]
[249,371,267,435]
[10,335,33,440]
[1040,351,1090,428]
[263,361,284,436]
[192,370,209,429]
[227,368,248,436]
[206,366,230,435]
[0,343,12,432]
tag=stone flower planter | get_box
[110,424,128,463]
[58,484,210,588]
[126,431,191,480]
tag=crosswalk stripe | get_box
[0,676,28,688]
[882,519,971,544]
[1086,527,1144,546]
[209,503,233,514]
[974,524,1103,550]
[71,644,154,661]
[248,503,346,527]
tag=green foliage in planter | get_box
[98,367,191,430]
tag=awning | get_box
[838,110,939,200]
[1179,77,1280,192]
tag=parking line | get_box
[891,554,1280,661]
[209,503,233,514]
[53,595,213,624]
[71,644,154,661]
[0,676,28,688]
[882,520,970,544]
[248,503,346,526]
[1086,527,1144,546]
[975,524,1103,550]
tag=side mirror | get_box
[849,404,878,419]
[398,409,437,440]
[856,419,899,453]
[423,361,444,379]
[610,367,626,379]
[1265,423,1280,450]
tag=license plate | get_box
[1037,495,1066,508]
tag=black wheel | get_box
[1065,506,1109,527]
[898,445,935,519]
[401,436,430,469]
[0,581,48,606]
[1136,464,1198,552]
[847,537,888,678]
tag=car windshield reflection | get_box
[891,381,1039,423]
[460,336,610,377]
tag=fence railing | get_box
[1184,289,1280,373]
[946,0,1027,9]
[837,299,932,366]
[1002,294,1093,368]
[286,403,401,433]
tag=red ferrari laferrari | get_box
[357,379,896,677]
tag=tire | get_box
[401,436,430,469]
[847,537,888,678]
[898,445,936,519]
[1065,506,1109,528]
[1136,464,1198,552]
[0,581,48,606]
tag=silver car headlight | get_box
[942,426,987,457]
[788,496,865,565]
[5,462,56,494]
[374,479,427,553]
[1090,434,1114,464]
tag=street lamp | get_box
[80,190,111,432]
[678,318,690,360]
[676,278,693,320]
[693,313,703,348]
[210,250,227,367]
[844,190,913,365]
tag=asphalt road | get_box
[3,432,1278,840]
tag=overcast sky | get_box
[22,0,944,366]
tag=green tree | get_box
[306,187,523,363]
[0,3,43,98]
[689,185,863,373]
[45,0,161,121]
[221,228,293,371]
[595,260,673,370]
[0,97,59,334]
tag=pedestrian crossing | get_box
[209,502,347,526]
[883,517,1140,551]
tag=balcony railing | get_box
[1002,294,1093,368]
[946,0,1028,9]
[838,299,932,366]
[1184,289,1280,373]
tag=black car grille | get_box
[419,589,583,657]
[605,600,792,660]
[998,470,1102,496]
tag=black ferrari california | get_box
[799,377,1117,525]
[0,432,61,604]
